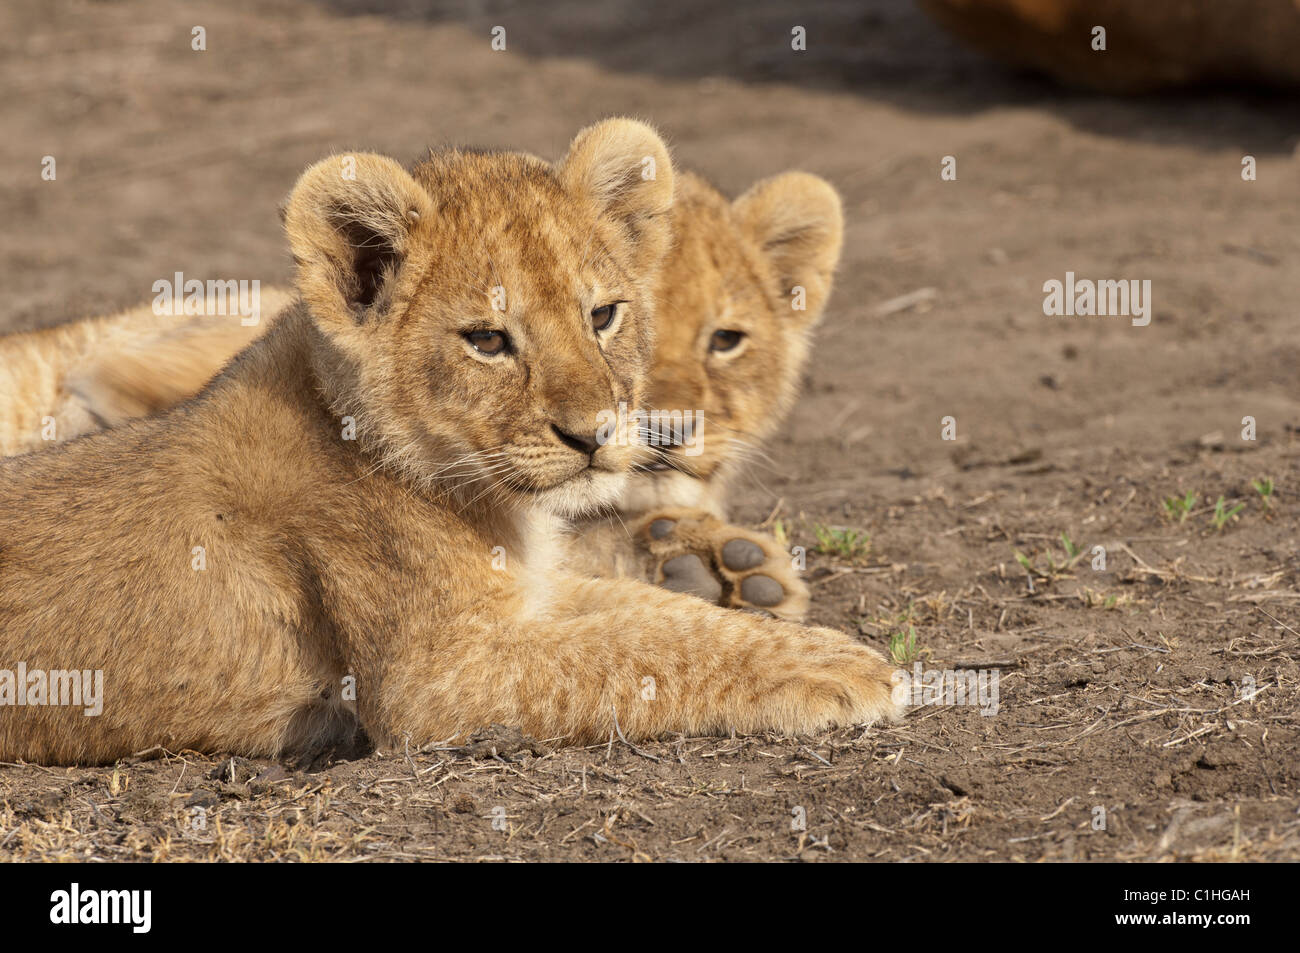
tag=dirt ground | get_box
[1,0,1297,862]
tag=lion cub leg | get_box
[360,574,900,748]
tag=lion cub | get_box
[570,169,843,620]
[0,119,900,765]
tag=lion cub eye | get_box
[466,329,509,356]
[591,302,622,333]
[709,329,745,353]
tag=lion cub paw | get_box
[638,509,810,621]
[783,632,906,731]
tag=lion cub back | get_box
[0,291,290,455]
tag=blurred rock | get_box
[918,0,1300,91]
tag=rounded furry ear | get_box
[283,153,433,327]
[559,118,675,239]
[732,172,844,324]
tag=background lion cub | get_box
[570,170,843,620]
[0,119,899,765]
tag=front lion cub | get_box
[0,119,901,765]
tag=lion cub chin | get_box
[0,119,901,766]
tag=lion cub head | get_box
[283,119,674,517]
[623,170,844,513]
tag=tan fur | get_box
[0,120,898,765]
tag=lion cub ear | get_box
[732,172,844,324]
[283,153,433,328]
[558,118,675,255]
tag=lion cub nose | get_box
[551,423,600,457]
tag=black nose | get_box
[551,424,600,457]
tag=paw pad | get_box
[660,554,723,601]
[648,518,676,539]
[721,538,765,571]
[739,574,785,607]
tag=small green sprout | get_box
[889,624,919,664]
[1014,532,1087,581]
[812,524,871,561]
[1162,491,1197,523]
[1210,496,1245,532]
